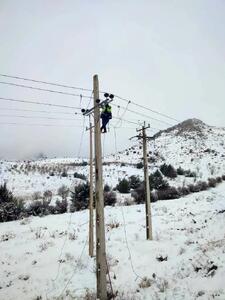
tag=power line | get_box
[0,73,179,122]
[0,81,92,99]
[120,206,144,281]
[58,235,88,298]
[114,114,166,130]
[77,117,86,158]
[112,103,173,126]
[114,100,131,128]
[0,113,83,122]
[0,96,81,110]
[113,116,138,126]
[0,121,139,130]
[0,122,84,128]
[114,94,180,122]
[0,107,77,116]
[0,73,92,93]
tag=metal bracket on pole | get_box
[81,96,114,117]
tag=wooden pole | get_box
[93,74,107,299]
[89,117,94,257]
[142,123,153,240]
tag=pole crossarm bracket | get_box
[136,123,151,132]
[82,98,113,117]
[86,125,94,131]
[130,134,153,141]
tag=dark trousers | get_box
[101,117,110,132]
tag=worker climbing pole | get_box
[100,93,113,133]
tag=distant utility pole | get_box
[93,74,107,299]
[88,116,94,258]
[131,122,153,240]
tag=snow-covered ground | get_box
[1,182,225,300]
[0,160,143,198]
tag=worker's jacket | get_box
[101,106,112,119]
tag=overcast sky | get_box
[0,0,225,160]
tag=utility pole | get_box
[93,74,107,299]
[89,116,94,258]
[131,122,153,240]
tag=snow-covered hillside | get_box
[1,119,224,200]
[108,119,225,179]
[0,182,225,299]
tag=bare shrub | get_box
[1,232,16,242]
[57,185,69,200]
[216,176,222,183]
[43,190,53,203]
[82,289,96,300]
[68,229,77,240]
[104,191,117,206]
[157,187,179,200]
[156,278,169,292]
[208,178,217,188]
[106,221,120,230]
[54,199,68,214]
[139,276,152,288]
[27,200,51,217]
[35,228,45,239]
[32,192,42,201]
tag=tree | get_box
[129,175,141,190]
[104,184,111,192]
[177,166,185,176]
[160,164,177,178]
[116,178,130,193]
[70,183,90,212]
[74,172,86,180]
[149,170,169,191]
[61,169,68,177]
[136,162,144,169]
[0,183,24,222]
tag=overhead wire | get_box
[46,213,74,298]
[0,81,93,99]
[0,121,138,130]
[77,89,94,158]
[0,96,81,110]
[112,126,144,281]
[112,103,173,127]
[113,100,131,128]
[0,122,84,128]
[77,117,87,158]
[0,113,84,122]
[113,94,180,122]
[58,235,89,298]
[0,73,92,93]
[0,72,179,123]
[0,107,78,116]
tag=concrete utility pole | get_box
[89,117,94,258]
[93,74,107,299]
[135,123,153,240]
